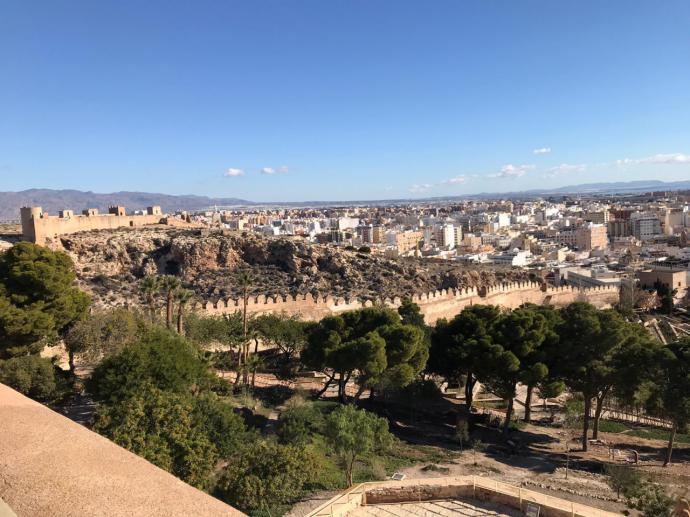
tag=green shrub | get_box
[399,379,442,400]
[215,441,316,513]
[87,327,207,403]
[277,401,327,446]
[597,420,630,433]
[192,395,247,458]
[93,384,218,489]
[0,355,58,400]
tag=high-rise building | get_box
[435,223,455,249]
[453,226,463,247]
[631,214,662,241]
[608,219,631,238]
[387,230,423,254]
[583,210,609,224]
[575,223,608,250]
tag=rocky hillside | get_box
[50,228,538,308]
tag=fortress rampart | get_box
[21,206,165,245]
[192,281,620,323]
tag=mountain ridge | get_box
[1,180,689,220]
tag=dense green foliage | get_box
[485,306,549,433]
[303,307,428,401]
[64,308,146,372]
[192,394,249,457]
[0,242,90,357]
[324,404,394,486]
[643,338,690,465]
[87,327,208,404]
[629,483,676,517]
[185,312,244,347]
[93,384,219,488]
[89,327,247,488]
[0,355,60,400]
[277,400,327,447]
[215,441,316,514]
[429,304,501,408]
[428,301,661,452]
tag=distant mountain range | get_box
[0,189,252,221]
[2,180,690,220]
[437,179,690,202]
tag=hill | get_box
[2,179,690,220]
[0,189,252,221]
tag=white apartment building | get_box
[490,249,532,266]
[453,226,463,246]
[496,213,511,228]
[435,224,456,249]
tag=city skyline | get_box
[2,1,690,201]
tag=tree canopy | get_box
[0,242,90,357]
[302,307,427,401]
[64,308,146,372]
[93,384,220,489]
[324,404,393,486]
[87,327,209,404]
[429,304,501,408]
[644,338,690,466]
[486,306,549,433]
[557,303,644,450]
[215,441,316,514]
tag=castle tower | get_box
[20,207,44,244]
[108,206,126,216]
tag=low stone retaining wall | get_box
[307,476,621,517]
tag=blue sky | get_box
[1,1,690,202]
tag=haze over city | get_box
[2,0,690,201]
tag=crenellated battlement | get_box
[193,282,619,323]
[20,205,165,246]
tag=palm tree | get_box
[245,354,264,389]
[158,275,181,329]
[174,288,194,335]
[236,270,255,383]
[139,276,161,322]
[237,270,254,338]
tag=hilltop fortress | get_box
[194,281,620,324]
[21,205,169,245]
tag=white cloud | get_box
[224,168,245,177]
[489,164,534,178]
[617,153,690,166]
[545,163,587,177]
[261,165,289,175]
[441,176,466,185]
[408,184,432,194]
[533,147,551,155]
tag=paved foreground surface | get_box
[0,383,243,517]
[351,499,521,517]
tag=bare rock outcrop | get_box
[52,227,539,308]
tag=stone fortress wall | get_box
[194,281,620,324]
[21,205,165,246]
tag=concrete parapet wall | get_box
[193,283,619,323]
[307,477,621,517]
